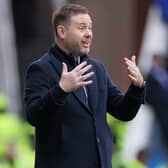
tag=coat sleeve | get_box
[106,71,145,121]
[24,63,68,126]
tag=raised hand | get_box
[124,56,144,88]
[59,61,94,92]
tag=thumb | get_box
[62,62,68,73]
[131,55,136,64]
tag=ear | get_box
[57,25,66,39]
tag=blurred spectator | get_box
[112,135,127,168]
[138,0,168,167]
[107,113,127,151]
[146,54,168,168]
[106,113,127,167]
[125,148,148,168]
[0,92,34,167]
[139,0,168,76]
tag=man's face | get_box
[63,14,93,56]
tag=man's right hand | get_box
[59,61,94,93]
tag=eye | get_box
[79,26,85,30]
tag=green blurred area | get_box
[106,113,148,168]
[0,93,35,168]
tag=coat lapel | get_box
[73,87,90,111]
[48,52,91,112]
[86,59,98,113]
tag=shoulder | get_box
[88,57,106,72]
[26,53,50,73]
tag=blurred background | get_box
[0,0,168,167]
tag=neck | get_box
[55,39,71,56]
[55,38,82,58]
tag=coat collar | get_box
[49,43,88,67]
[48,43,98,114]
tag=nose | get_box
[84,28,92,38]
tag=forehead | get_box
[69,14,92,25]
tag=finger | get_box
[75,61,87,71]
[124,57,132,62]
[62,62,68,73]
[125,63,138,75]
[128,74,136,81]
[127,69,140,81]
[79,80,93,87]
[127,66,137,75]
[79,64,92,75]
[125,61,136,68]
[124,57,135,67]
[131,55,136,64]
[125,57,138,69]
[80,71,94,81]
[124,56,137,65]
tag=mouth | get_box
[81,40,91,48]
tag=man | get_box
[146,54,168,167]
[24,3,145,168]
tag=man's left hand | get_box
[124,56,144,88]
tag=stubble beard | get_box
[66,42,90,57]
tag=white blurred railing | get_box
[0,0,21,114]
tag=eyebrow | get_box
[78,22,92,26]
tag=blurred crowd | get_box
[108,0,168,167]
[0,93,34,168]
